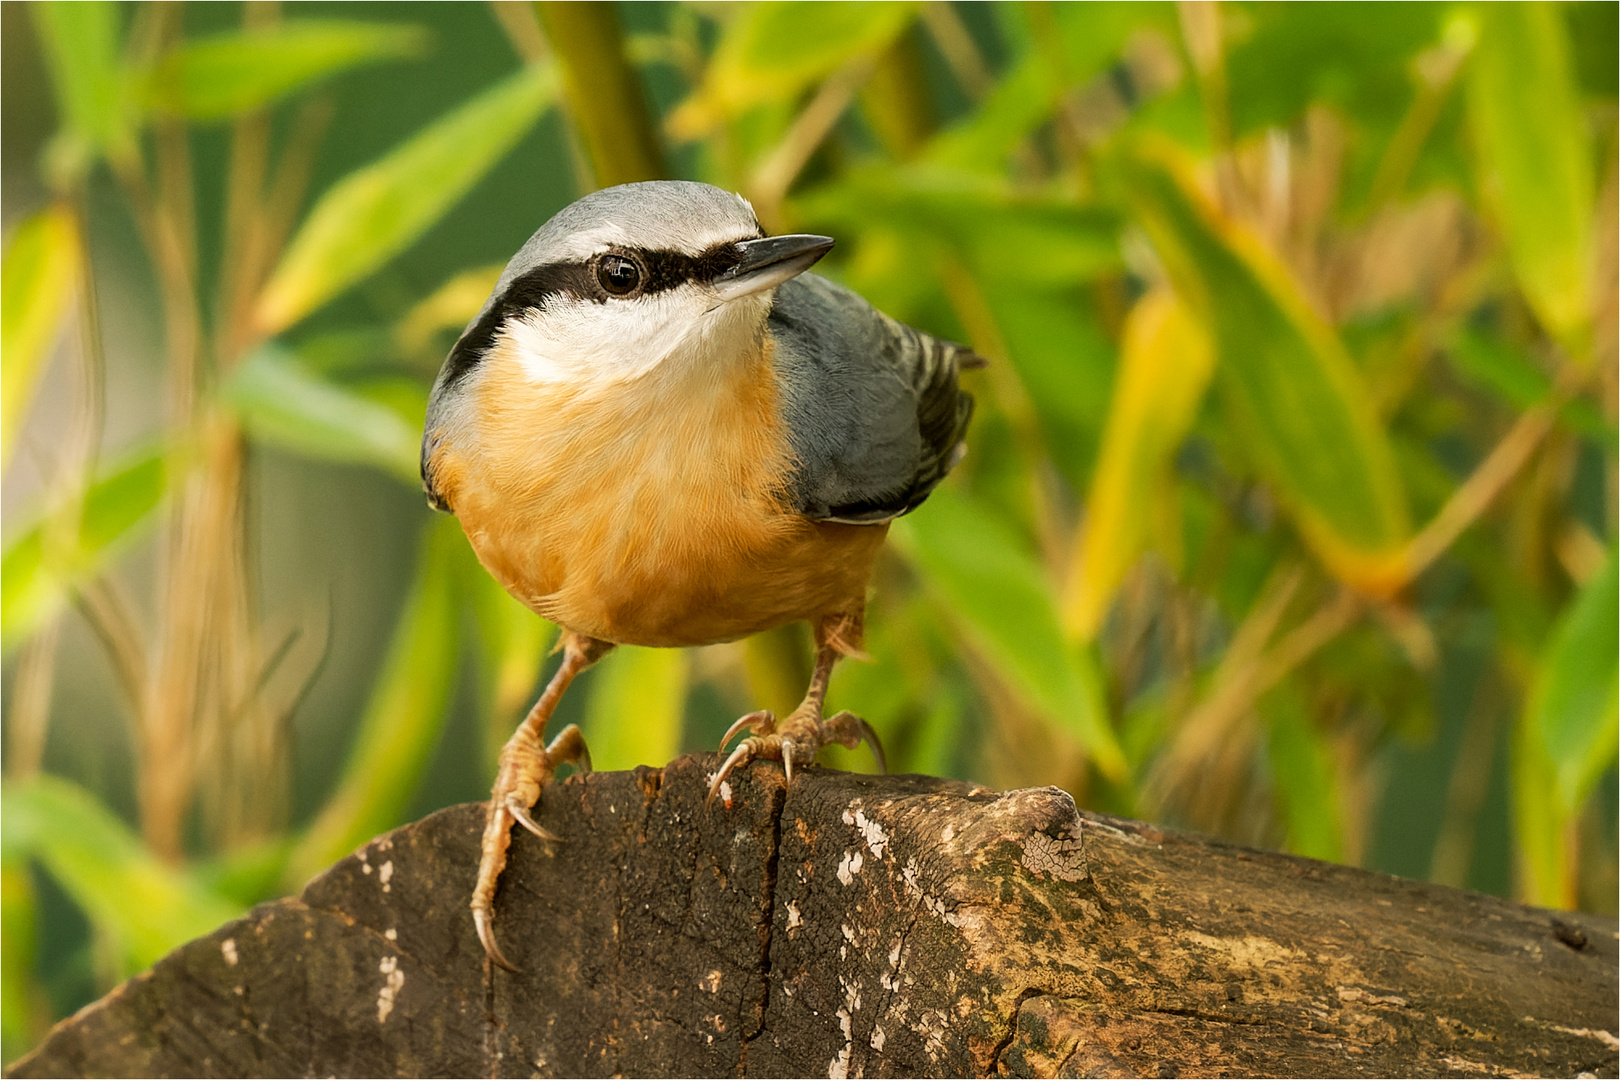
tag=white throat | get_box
[497,287,773,389]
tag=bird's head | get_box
[437,181,833,392]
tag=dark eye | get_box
[596,255,642,295]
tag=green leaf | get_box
[1226,4,1445,136]
[894,486,1128,780]
[799,168,1121,287]
[31,1,136,177]
[1,858,43,1064]
[1125,146,1411,592]
[670,2,918,135]
[825,615,917,764]
[1467,3,1594,349]
[2,204,80,467]
[255,63,557,336]
[1262,681,1344,863]
[148,20,427,121]
[1530,547,1619,816]
[923,3,1162,173]
[1,776,242,976]
[981,285,1117,488]
[284,514,461,887]
[1064,290,1214,641]
[582,646,688,772]
[461,548,554,776]
[2,447,171,648]
[1565,1,1619,98]
[190,839,293,909]
[1446,326,1612,440]
[1512,699,1569,909]
[223,344,421,483]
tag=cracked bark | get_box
[7,756,1616,1079]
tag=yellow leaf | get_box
[2,205,80,467]
[396,263,503,354]
[1064,289,1213,642]
[1467,4,1594,351]
[1127,146,1410,593]
[669,2,917,138]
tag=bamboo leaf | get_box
[895,486,1128,780]
[1,857,43,1063]
[1467,3,1594,350]
[923,2,1152,173]
[224,344,421,483]
[254,63,556,336]
[460,544,554,776]
[1530,547,1618,817]
[31,1,136,177]
[0,776,242,976]
[798,167,1121,287]
[1446,326,1611,441]
[397,263,503,353]
[2,204,80,467]
[1511,703,1569,909]
[1,447,171,648]
[284,515,461,887]
[582,647,689,772]
[1064,289,1214,641]
[148,20,427,122]
[980,285,1117,488]
[670,2,918,136]
[1262,682,1344,862]
[1126,147,1411,591]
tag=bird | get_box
[420,180,977,969]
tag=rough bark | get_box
[8,757,1616,1079]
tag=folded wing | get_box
[769,274,978,524]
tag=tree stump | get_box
[8,756,1616,1078]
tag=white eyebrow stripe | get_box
[543,218,757,262]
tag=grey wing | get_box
[769,273,978,524]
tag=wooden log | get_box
[8,756,1616,1078]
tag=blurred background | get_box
[1,0,1614,1063]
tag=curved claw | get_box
[506,798,561,842]
[781,737,797,785]
[855,716,888,775]
[707,742,754,806]
[574,743,593,774]
[473,906,520,973]
[719,709,774,752]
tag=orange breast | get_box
[426,342,885,647]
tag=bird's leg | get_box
[710,614,885,801]
[473,631,612,970]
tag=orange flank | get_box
[427,336,885,649]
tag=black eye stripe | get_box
[436,236,765,389]
[615,242,746,294]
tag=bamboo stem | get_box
[749,57,875,225]
[533,1,666,188]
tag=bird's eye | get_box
[596,255,642,295]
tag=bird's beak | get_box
[710,234,834,304]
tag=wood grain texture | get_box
[9,756,1615,1078]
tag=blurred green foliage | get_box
[1,1,1615,1065]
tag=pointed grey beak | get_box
[711,234,834,303]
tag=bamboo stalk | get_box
[860,30,933,161]
[749,56,875,226]
[6,621,62,780]
[919,2,993,101]
[533,1,666,188]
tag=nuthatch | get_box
[421,180,977,968]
